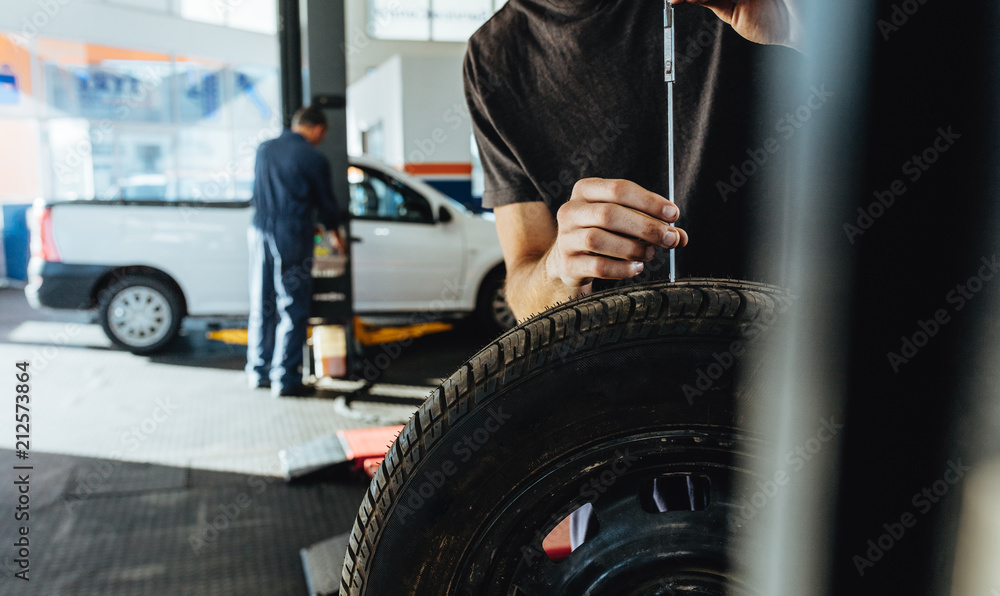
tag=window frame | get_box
[349,166,437,225]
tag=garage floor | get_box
[0,450,370,595]
[0,288,489,595]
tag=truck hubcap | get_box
[109,286,172,348]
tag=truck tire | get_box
[341,278,792,596]
[98,273,184,355]
[476,267,516,334]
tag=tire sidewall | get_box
[98,274,184,354]
[350,279,791,595]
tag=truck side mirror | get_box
[438,205,453,224]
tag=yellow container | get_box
[313,325,346,378]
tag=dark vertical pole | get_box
[278,0,303,128]
[301,0,358,378]
[827,7,999,594]
[303,0,349,207]
[747,2,1000,594]
[749,1,1000,594]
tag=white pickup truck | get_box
[26,156,511,354]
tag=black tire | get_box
[475,267,516,334]
[98,274,184,355]
[342,278,792,596]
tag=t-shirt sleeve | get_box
[462,46,540,209]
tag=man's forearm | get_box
[505,248,592,323]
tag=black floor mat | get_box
[0,450,368,595]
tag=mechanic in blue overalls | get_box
[247,106,344,397]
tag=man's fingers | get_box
[560,199,682,249]
[671,0,735,24]
[672,0,799,49]
[562,228,657,263]
[559,254,646,287]
[553,178,690,287]
[570,178,679,223]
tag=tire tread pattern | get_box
[340,278,790,595]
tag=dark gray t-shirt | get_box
[464,0,802,285]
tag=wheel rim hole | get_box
[638,474,711,514]
[541,502,600,564]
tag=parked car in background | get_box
[26,156,512,354]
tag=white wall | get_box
[400,54,469,167]
[347,55,405,164]
[347,54,469,169]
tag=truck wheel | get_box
[98,274,184,355]
[476,268,516,333]
[341,278,792,596]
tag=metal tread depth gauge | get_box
[664,1,677,282]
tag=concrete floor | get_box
[0,287,489,594]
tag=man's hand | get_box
[671,0,802,52]
[494,178,687,323]
[548,178,687,288]
[328,229,346,254]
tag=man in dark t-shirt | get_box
[464,0,803,321]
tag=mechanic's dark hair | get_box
[292,106,327,129]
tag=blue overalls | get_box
[246,130,340,393]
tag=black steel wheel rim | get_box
[450,429,762,596]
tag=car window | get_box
[348,167,434,224]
